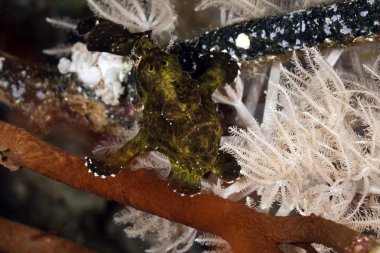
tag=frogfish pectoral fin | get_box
[168,164,202,195]
[214,151,241,182]
[84,156,123,178]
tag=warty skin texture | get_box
[83,21,240,194]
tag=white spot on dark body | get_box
[11,81,26,100]
[229,49,238,59]
[36,90,47,100]
[210,45,219,51]
[360,11,368,17]
[324,24,332,35]
[340,25,352,34]
[280,40,289,48]
[235,33,250,50]
[331,14,341,22]
[260,30,266,39]
[301,21,306,32]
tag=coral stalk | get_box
[0,120,360,253]
[0,217,95,253]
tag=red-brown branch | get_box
[0,120,359,253]
[0,217,96,253]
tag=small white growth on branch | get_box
[57,42,131,105]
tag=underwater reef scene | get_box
[2,0,380,253]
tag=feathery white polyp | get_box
[86,0,176,35]
[114,206,197,253]
[195,0,333,25]
[222,48,380,233]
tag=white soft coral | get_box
[58,42,131,105]
[58,42,101,87]
[114,206,197,253]
[222,48,380,233]
[195,0,334,26]
[195,0,281,25]
[212,76,256,128]
[86,0,176,36]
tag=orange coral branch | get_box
[0,120,359,253]
[0,217,96,253]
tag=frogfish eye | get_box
[148,64,154,72]
[162,60,168,66]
